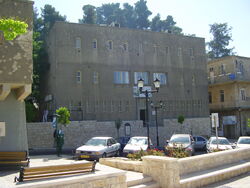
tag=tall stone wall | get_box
[27,117,211,149]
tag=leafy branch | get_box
[0,18,28,40]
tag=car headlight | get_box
[75,150,80,154]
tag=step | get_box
[128,181,160,188]
[180,161,250,188]
[127,174,153,187]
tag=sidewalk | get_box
[203,172,250,188]
[0,154,142,188]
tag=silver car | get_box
[236,136,250,148]
[166,134,195,156]
[75,137,120,160]
[206,137,233,153]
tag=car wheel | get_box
[102,153,107,158]
[115,150,120,157]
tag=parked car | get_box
[75,137,120,160]
[206,137,233,153]
[235,136,250,148]
[166,134,195,156]
[193,136,208,151]
[123,136,152,156]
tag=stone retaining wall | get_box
[27,117,210,149]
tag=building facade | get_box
[43,22,209,128]
[208,56,250,138]
[0,0,33,151]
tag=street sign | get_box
[211,113,219,128]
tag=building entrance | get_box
[140,109,146,126]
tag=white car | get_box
[75,137,120,160]
[207,137,233,153]
[236,136,250,148]
[123,136,151,155]
[166,134,195,156]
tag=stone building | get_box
[42,22,209,131]
[208,56,250,138]
[0,0,33,151]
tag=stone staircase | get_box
[126,172,159,188]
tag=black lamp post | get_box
[138,78,161,149]
[150,101,163,147]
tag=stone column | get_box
[142,156,180,188]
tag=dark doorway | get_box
[140,109,146,127]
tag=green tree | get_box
[0,18,27,40]
[150,14,162,32]
[79,5,96,24]
[40,5,66,38]
[115,119,122,139]
[96,3,121,25]
[56,107,70,127]
[134,0,152,29]
[123,3,136,29]
[207,23,235,59]
[178,115,185,124]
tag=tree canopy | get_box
[78,0,182,34]
[207,23,235,59]
[79,5,96,24]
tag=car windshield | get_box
[128,138,147,145]
[85,138,107,146]
[170,136,190,143]
[211,138,230,145]
[238,138,250,144]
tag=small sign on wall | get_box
[0,122,6,137]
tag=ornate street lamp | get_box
[137,78,161,149]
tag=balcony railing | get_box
[209,99,250,110]
[208,72,250,85]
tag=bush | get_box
[56,107,70,126]
[165,146,189,158]
[127,148,165,160]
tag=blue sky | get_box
[34,0,250,57]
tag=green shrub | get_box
[165,146,189,158]
[127,148,165,161]
[56,107,70,126]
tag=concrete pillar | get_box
[142,156,180,188]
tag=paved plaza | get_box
[0,154,249,188]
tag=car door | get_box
[196,136,207,150]
[106,139,113,157]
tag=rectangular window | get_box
[93,72,99,84]
[123,43,128,51]
[166,46,169,54]
[240,89,246,101]
[114,71,129,84]
[118,100,122,112]
[75,37,81,49]
[111,100,115,112]
[192,75,196,86]
[92,39,97,49]
[153,73,167,85]
[220,90,224,102]
[178,48,182,56]
[134,72,148,85]
[209,92,212,103]
[76,71,81,83]
[108,40,113,50]
[189,48,194,56]
[219,64,226,74]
